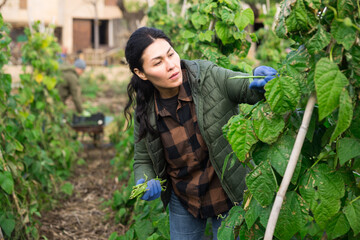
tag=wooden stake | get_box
[264,93,317,240]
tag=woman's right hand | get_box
[136,178,162,201]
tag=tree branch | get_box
[0,0,7,10]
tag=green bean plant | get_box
[0,17,79,239]
[219,0,360,239]
[147,0,257,72]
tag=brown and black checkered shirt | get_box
[155,69,233,219]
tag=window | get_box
[105,0,117,6]
[19,0,27,9]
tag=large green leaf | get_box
[285,0,317,33]
[283,46,310,79]
[252,103,285,144]
[343,198,360,235]
[275,0,296,38]
[312,197,341,229]
[218,205,245,239]
[336,137,360,166]
[286,0,308,32]
[234,8,254,31]
[274,192,309,240]
[223,115,258,162]
[0,171,14,194]
[314,58,349,120]
[245,160,277,207]
[305,25,331,54]
[331,20,357,50]
[325,212,350,239]
[267,135,301,185]
[0,218,15,237]
[191,12,208,29]
[219,8,235,24]
[299,164,344,228]
[330,89,353,142]
[264,76,301,114]
[215,21,234,45]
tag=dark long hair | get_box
[124,27,172,141]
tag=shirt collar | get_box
[154,69,192,118]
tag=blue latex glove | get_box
[136,178,162,201]
[249,66,278,92]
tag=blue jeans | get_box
[169,192,227,240]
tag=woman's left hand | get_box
[249,66,278,92]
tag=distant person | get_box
[58,59,86,113]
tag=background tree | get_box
[117,0,146,33]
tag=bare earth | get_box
[35,64,131,240]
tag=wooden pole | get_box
[264,93,317,240]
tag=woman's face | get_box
[134,38,183,99]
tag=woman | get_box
[124,27,276,239]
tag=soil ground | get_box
[37,65,131,240]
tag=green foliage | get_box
[220,0,360,239]
[0,16,79,239]
[148,0,256,69]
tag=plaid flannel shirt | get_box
[155,69,233,219]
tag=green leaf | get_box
[337,0,356,18]
[198,30,214,42]
[0,218,15,237]
[305,25,331,54]
[330,89,353,142]
[181,30,196,39]
[299,164,344,228]
[331,20,357,50]
[268,135,301,184]
[252,103,285,144]
[0,171,14,194]
[286,0,312,32]
[223,115,258,162]
[234,8,254,31]
[215,21,234,45]
[191,13,208,29]
[314,58,349,120]
[264,76,301,114]
[218,205,245,239]
[43,76,57,90]
[343,198,360,235]
[134,219,154,240]
[219,8,235,24]
[245,198,262,229]
[221,152,237,180]
[274,192,309,240]
[326,212,350,239]
[336,138,360,166]
[283,47,310,78]
[245,160,277,207]
[61,182,74,196]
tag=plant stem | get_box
[264,93,317,240]
[229,75,266,79]
[350,195,360,205]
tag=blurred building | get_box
[1,0,130,65]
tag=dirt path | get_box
[39,144,126,240]
[38,65,131,240]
